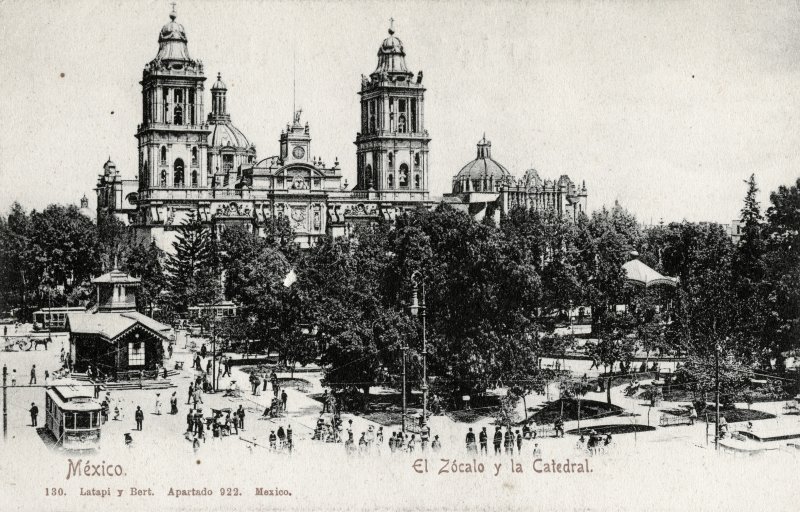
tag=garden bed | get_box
[566,424,656,435]
[523,398,624,426]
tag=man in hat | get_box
[479,426,488,454]
[465,428,476,452]
[493,426,502,455]
[135,406,144,431]
[29,403,38,427]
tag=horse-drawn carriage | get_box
[3,334,51,351]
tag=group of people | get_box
[267,424,294,452]
[184,405,247,450]
[576,430,613,454]
[465,426,528,455]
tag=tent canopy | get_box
[622,258,678,288]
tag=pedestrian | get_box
[155,393,162,415]
[465,427,476,452]
[388,432,396,452]
[516,429,523,454]
[322,389,330,413]
[277,425,286,449]
[287,425,293,453]
[114,406,120,421]
[358,432,367,453]
[377,426,384,444]
[432,435,442,452]
[281,389,288,411]
[206,358,212,375]
[194,354,201,370]
[135,406,144,430]
[269,430,277,450]
[29,365,36,385]
[44,370,50,383]
[533,443,542,458]
[479,426,488,454]
[253,375,261,396]
[29,402,38,427]
[195,417,205,442]
[262,372,269,392]
[554,416,564,437]
[493,426,502,455]
[237,405,245,430]
[504,428,513,455]
[689,406,698,425]
[408,434,416,452]
[223,358,231,377]
[273,381,280,399]
[200,344,207,358]
[218,357,225,379]
[170,392,178,414]
[186,411,194,432]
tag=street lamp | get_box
[409,270,428,428]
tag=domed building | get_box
[78,194,96,222]
[452,135,515,193]
[207,73,257,188]
[445,135,588,224]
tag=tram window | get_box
[75,412,91,429]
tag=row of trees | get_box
[2,175,798,407]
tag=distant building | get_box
[444,135,588,224]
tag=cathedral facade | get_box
[96,8,587,253]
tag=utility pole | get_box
[401,342,408,434]
[714,340,720,451]
[3,365,7,441]
[409,270,428,427]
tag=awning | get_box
[622,259,678,288]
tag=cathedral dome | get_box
[373,25,410,76]
[211,73,227,91]
[210,121,250,149]
[453,135,515,193]
[155,9,191,62]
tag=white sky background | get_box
[1,0,799,224]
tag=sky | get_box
[1,0,799,224]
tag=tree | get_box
[122,241,166,316]
[164,211,218,312]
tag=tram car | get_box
[45,380,103,450]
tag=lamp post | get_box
[714,339,721,451]
[410,271,427,427]
[401,341,408,434]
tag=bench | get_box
[659,414,694,427]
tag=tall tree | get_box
[164,211,218,312]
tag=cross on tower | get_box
[389,17,395,33]
[171,2,177,14]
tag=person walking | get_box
[155,393,162,415]
[135,406,144,431]
[554,416,565,437]
[465,428,476,453]
[504,428,514,455]
[321,390,330,413]
[432,435,442,452]
[479,427,488,454]
[281,389,288,412]
[170,392,178,414]
[29,403,39,427]
[200,344,207,359]
[287,425,293,453]
[262,373,269,392]
[516,429,523,454]
[253,375,261,396]
[195,417,205,443]
[186,410,194,433]
[493,426,502,455]
[269,430,277,450]
[237,405,245,430]
[29,365,36,385]
[277,425,286,450]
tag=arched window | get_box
[388,153,394,170]
[160,170,167,187]
[364,164,373,188]
[388,174,394,189]
[415,174,420,189]
[191,170,198,187]
[173,158,185,187]
[174,105,183,125]
[399,163,409,187]
[160,146,167,164]
[414,153,420,167]
[191,147,198,166]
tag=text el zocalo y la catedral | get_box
[413,458,592,476]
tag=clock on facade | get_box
[292,146,305,159]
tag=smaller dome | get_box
[211,72,227,91]
[210,121,250,149]
[373,22,411,76]
[381,30,404,53]
[453,135,515,193]
[155,8,191,62]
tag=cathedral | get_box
[96,7,588,252]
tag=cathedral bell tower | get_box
[355,20,430,199]
[135,7,210,196]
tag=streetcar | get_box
[32,307,85,332]
[45,380,103,450]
